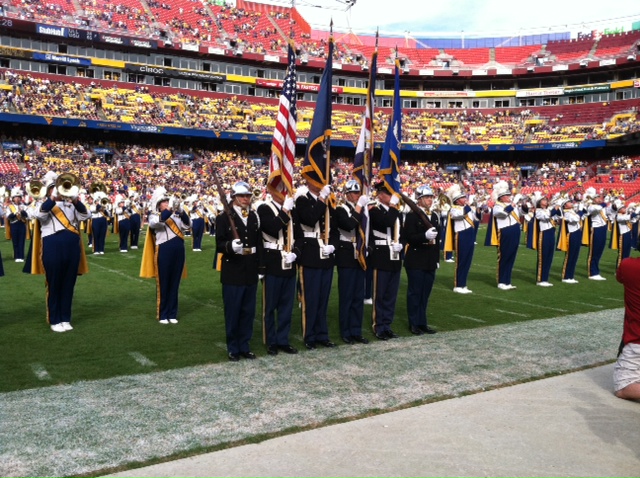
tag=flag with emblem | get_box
[302,34,334,189]
[267,42,297,202]
[378,52,402,194]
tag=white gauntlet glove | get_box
[357,195,369,208]
[284,252,297,264]
[283,197,295,212]
[322,244,335,255]
[231,239,243,254]
[425,227,438,241]
[319,185,331,200]
[391,242,403,253]
[390,195,400,206]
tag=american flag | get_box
[267,42,297,202]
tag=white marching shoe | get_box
[453,287,472,294]
[589,275,607,281]
[562,278,579,284]
[168,319,178,324]
[536,281,553,287]
[50,323,65,332]
[363,298,373,305]
[498,283,516,290]
[62,322,73,331]
[159,319,169,325]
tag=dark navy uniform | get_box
[190,203,206,251]
[115,202,131,252]
[89,202,110,254]
[217,200,264,359]
[35,197,91,331]
[129,201,142,249]
[368,198,403,338]
[6,198,28,262]
[258,199,298,354]
[404,203,440,333]
[294,188,338,349]
[334,199,367,343]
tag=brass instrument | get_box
[252,188,262,200]
[436,193,452,211]
[55,173,81,199]
[28,180,46,200]
[90,182,107,195]
[100,197,110,206]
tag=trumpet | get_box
[55,173,81,199]
[28,180,46,200]
[100,197,110,206]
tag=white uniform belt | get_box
[263,242,284,250]
[303,231,320,238]
[374,239,389,246]
[339,234,356,243]
[241,247,256,255]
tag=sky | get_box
[259,0,640,38]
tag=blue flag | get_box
[302,38,334,189]
[378,58,401,194]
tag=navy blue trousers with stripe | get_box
[454,227,475,288]
[118,218,130,251]
[10,221,26,260]
[91,217,107,253]
[497,224,521,285]
[300,266,333,344]
[561,231,582,280]
[155,236,185,321]
[536,227,556,283]
[588,226,607,277]
[406,268,435,329]
[338,266,365,338]
[43,230,81,325]
[129,213,141,248]
[372,269,400,334]
[191,218,205,250]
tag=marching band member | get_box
[334,180,370,345]
[531,194,560,287]
[114,195,131,253]
[369,181,404,340]
[5,187,28,262]
[629,203,638,250]
[257,192,299,355]
[34,172,90,333]
[217,181,264,361]
[128,192,142,250]
[583,187,608,280]
[140,186,190,324]
[485,180,521,290]
[294,180,338,350]
[404,185,439,335]
[557,197,583,284]
[444,184,476,294]
[89,191,110,255]
[610,199,632,269]
[189,196,205,252]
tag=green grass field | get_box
[0,225,624,393]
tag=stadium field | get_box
[0,224,623,393]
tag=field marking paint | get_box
[464,290,569,313]
[213,342,227,351]
[179,294,220,310]
[453,314,486,323]
[569,300,604,309]
[30,363,51,381]
[495,308,530,318]
[128,352,156,367]
[600,297,624,302]
[89,261,145,283]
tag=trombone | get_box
[55,173,81,199]
[27,180,46,200]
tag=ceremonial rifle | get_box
[211,167,240,240]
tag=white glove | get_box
[284,252,297,264]
[258,274,265,280]
[231,239,243,254]
[322,244,335,255]
[283,197,295,212]
[391,242,403,253]
[319,185,331,200]
[425,227,438,241]
[357,195,369,208]
[390,194,400,206]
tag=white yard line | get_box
[89,261,146,283]
[495,308,530,318]
[600,297,624,302]
[128,352,156,367]
[569,300,604,309]
[452,314,486,323]
[30,363,51,381]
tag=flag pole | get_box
[323,19,334,244]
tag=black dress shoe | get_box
[375,332,388,341]
[386,330,399,339]
[267,345,278,356]
[318,340,336,348]
[278,344,298,354]
[228,353,240,362]
[240,351,257,359]
[304,342,316,350]
[410,326,424,336]
[342,336,354,344]
[423,326,437,334]
[351,335,370,344]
